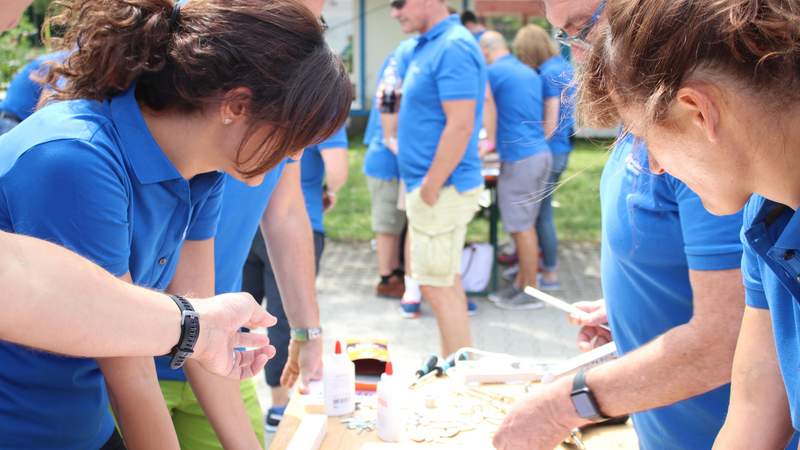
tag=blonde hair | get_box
[578,0,800,128]
[513,24,559,69]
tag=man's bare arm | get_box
[421,99,476,197]
[0,231,274,373]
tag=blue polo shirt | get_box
[301,126,348,233]
[155,162,288,381]
[600,135,743,450]
[0,87,225,449]
[742,195,800,430]
[397,14,485,192]
[363,38,417,181]
[487,54,549,162]
[0,52,64,121]
[539,55,575,154]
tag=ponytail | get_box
[41,0,352,176]
[43,0,176,100]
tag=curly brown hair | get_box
[577,0,800,129]
[42,0,352,176]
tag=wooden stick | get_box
[542,341,618,382]
[524,286,611,332]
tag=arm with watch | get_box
[493,268,744,450]
[262,163,324,393]
[0,231,274,368]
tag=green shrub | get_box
[0,15,41,90]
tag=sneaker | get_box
[537,274,562,292]
[495,290,545,310]
[265,405,286,433]
[400,300,421,318]
[467,299,478,316]
[376,275,405,299]
[488,285,521,303]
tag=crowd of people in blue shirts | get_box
[4,0,800,449]
[360,7,577,366]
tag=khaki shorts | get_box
[406,185,482,287]
[367,177,407,235]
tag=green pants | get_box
[159,379,264,450]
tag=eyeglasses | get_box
[390,0,405,10]
[319,16,329,31]
[554,0,606,50]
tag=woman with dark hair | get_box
[578,1,800,447]
[0,0,351,449]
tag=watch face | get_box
[572,392,597,418]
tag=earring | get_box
[223,118,232,125]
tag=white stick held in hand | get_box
[524,286,611,332]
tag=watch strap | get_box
[571,369,610,421]
[167,294,200,370]
[290,327,323,341]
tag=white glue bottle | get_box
[323,340,356,416]
[377,361,404,442]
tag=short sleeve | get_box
[670,176,743,271]
[1,141,131,276]
[435,40,482,101]
[541,69,563,100]
[318,126,348,150]
[741,225,769,309]
[186,173,225,241]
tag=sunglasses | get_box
[390,0,405,10]
[554,0,606,50]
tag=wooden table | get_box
[271,373,637,450]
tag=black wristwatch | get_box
[166,294,200,370]
[570,369,610,422]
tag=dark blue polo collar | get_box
[745,198,800,300]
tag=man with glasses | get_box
[389,0,485,357]
[541,0,606,49]
[492,1,753,449]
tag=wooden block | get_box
[286,414,327,450]
[457,360,545,384]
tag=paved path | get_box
[258,240,602,446]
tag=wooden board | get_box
[270,376,637,450]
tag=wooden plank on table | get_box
[271,379,637,450]
[286,414,327,450]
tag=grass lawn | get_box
[324,138,612,243]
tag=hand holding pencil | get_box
[524,286,612,352]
